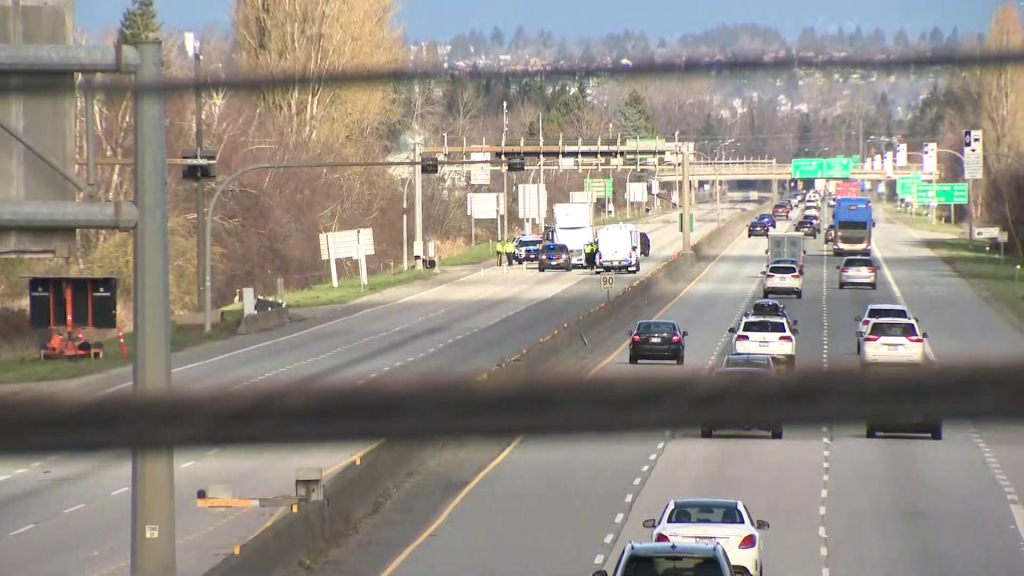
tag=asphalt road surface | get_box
[0,198,760,576]
[380,207,1024,576]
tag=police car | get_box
[514,235,543,263]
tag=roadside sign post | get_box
[964,130,984,180]
[601,273,614,302]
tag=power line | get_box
[6,48,1023,97]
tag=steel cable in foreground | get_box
[3,48,1024,96]
[0,364,1021,453]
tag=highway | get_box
[375,207,1024,576]
[0,197,760,576]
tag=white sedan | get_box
[860,317,928,366]
[642,498,769,576]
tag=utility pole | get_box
[771,159,778,204]
[858,114,864,163]
[502,101,509,240]
[537,112,544,232]
[681,152,691,253]
[186,33,206,313]
[414,141,423,270]
[131,39,177,576]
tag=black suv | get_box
[794,219,817,238]
[594,541,733,576]
[538,243,572,272]
[748,220,769,237]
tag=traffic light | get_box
[421,156,439,174]
[507,155,526,172]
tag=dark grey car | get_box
[629,320,688,365]
[594,541,734,576]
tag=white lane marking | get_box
[625,494,633,503]
[9,524,35,536]
[604,533,615,544]
[818,526,827,538]
[820,546,828,557]
[967,426,1024,551]
[819,506,826,516]
[13,468,28,474]
[111,487,129,496]
[206,448,220,456]
[30,462,42,467]
[179,461,196,469]
[656,442,665,449]
[641,465,650,472]
[95,264,516,396]
[632,477,641,485]
[63,504,85,513]
[0,475,10,482]
[648,453,657,460]
[614,513,625,524]
[594,554,605,565]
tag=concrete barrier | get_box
[236,307,292,335]
[200,201,768,576]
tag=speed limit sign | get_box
[600,273,615,291]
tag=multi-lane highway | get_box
[0,198,760,576]
[373,207,1024,576]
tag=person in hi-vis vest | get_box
[504,240,515,266]
[495,241,504,266]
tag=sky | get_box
[76,0,1006,43]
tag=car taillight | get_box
[790,274,800,279]
[738,534,756,549]
[779,335,793,342]
[655,533,671,543]
[867,268,877,273]
[766,274,776,279]
[628,251,633,259]
[632,334,641,343]
[735,335,750,341]
[671,334,681,343]
[863,335,881,342]
[861,320,870,326]
[905,335,923,342]
[841,268,849,273]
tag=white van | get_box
[596,224,641,274]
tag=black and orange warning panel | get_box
[25,275,118,330]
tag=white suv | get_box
[855,304,914,353]
[728,315,798,369]
[859,318,928,366]
[762,263,803,299]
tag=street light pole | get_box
[414,141,424,270]
[185,33,206,314]
[131,39,177,576]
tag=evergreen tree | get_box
[615,89,657,138]
[555,40,572,62]
[796,113,814,155]
[490,26,505,50]
[117,0,161,46]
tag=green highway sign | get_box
[934,183,969,204]
[914,182,935,204]
[791,158,822,178]
[896,174,923,200]
[679,212,694,233]
[584,178,614,199]
[823,157,852,178]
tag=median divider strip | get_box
[201,200,771,576]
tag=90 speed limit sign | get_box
[600,273,615,291]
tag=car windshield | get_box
[724,355,771,368]
[668,502,744,524]
[520,239,541,247]
[741,320,787,333]
[869,322,919,337]
[867,308,910,320]
[844,258,874,268]
[798,220,813,226]
[637,321,676,334]
[543,245,568,254]
[767,266,797,275]
[759,214,772,219]
[752,302,782,315]
[622,555,723,576]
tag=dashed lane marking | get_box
[968,427,1024,552]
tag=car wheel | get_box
[538,265,545,272]
[839,282,845,290]
[771,427,783,440]
[932,425,943,441]
[796,290,803,299]
[748,233,752,238]
[856,341,861,354]
[700,427,713,439]
[870,283,877,290]
[866,427,877,439]
[676,353,685,365]
[629,353,638,365]
[762,291,769,299]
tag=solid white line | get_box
[0,475,10,482]
[179,461,195,469]
[111,487,129,496]
[9,524,35,536]
[615,513,625,524]
[64,504,85,513]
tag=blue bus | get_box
[832,197,874,256]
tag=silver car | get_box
[837,256,877,290]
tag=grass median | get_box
[919,237,1024,325]
[878,202,967,238]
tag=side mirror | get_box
[642,519,657,529]
[682,331,689,337]
[922,332,929,339]
[791,319,799,327]
[727,327,737,334]
[792,328,800,335]
[760,270,766,275]
[756,520,770,530]
[854,315,862,322]
[628,330,633,336]
[914,317,920,323]
[836,265,841,270]
[764,250,769,255]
